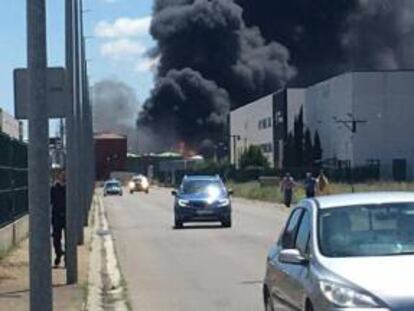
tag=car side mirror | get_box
[228,189,234,196]
[279,249,308,265]
[171,190,178,196]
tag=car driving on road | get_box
[172,175,232,228]
[128,175,150,194]
[103,179,123,196]
[263,192,414,311]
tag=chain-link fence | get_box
[0,132,28,228]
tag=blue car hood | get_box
[178,192,226,201]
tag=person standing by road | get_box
[317,170,330,195]
[280,173,296,207]
[51,170,66,267]
[304,172,318,198]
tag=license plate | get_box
[196,210,213,215]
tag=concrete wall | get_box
[0,215,29,257]
[306,71,414,180]
[306,73,354,163]
[352,71,414,179]
[230,94,274,167]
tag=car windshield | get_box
[106,182,120,188]
[134,176,146,182]
[319,203,414,257]
[181,180,224,195]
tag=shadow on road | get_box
[173,224,227,230]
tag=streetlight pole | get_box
[74,0,84,245]
[27,0,53,309]
[65,0,78,284]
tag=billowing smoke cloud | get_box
[92,80,140,151]
[344,0,414,70]
[139,0,414,152]
[236,0,414,83]
[235,0,358,86]
[139,0,296,151]
[139,68,230,149]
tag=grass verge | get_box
[227,181,414,204]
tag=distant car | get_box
[128,175,150,194]
[103,179,123,196]
[263,192,414,311]
[172,175,232,228]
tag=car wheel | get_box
[129,190,133,194]
[145,190,149,194]
[305,301,314,311]
[222,218,232,228]
[174,218,183,229]
[264,291,274,311]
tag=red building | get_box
[94,133,127,180]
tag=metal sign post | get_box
[27,0,53,310]
[65,0,79,284]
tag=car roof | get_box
[183,175,221,181]
[105,179,120,183]
[313,192,414,209]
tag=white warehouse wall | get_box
[352,71,414,179]
[306,71,414,180]
[230,94,274,167]
[306,73,354,162]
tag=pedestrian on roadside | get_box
[304,172,318,198]
[317,170,330,195]
[51,170,66,268]
[280,173,296,207]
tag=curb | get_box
[85,195,129,311]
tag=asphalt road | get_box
[104,187,289,311]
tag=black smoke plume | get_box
[139,0,414,152]
[235,0,359,86]
[344,0,414,70]
[139,0,295,151]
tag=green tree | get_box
[313,131,323,167]
[293,107,304,167]
[303,128,313,168]
[239,145,269,169]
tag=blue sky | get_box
[0,0,154,115]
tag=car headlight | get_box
[217,198,230,207]
[141,180,149,188]
[178,199,190,207]
[319,280,379,308]
[129,182,135,189]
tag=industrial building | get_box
[94,133,127,180]
[230,70,414,180]
[230,89,305,168]
[306,71,414,180]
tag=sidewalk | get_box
[0,230,90,310]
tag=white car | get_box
[128,175,150,194]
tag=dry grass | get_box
[227,181,414,204]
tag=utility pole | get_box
[74,0,84,245]
[80,0,90,225]
[27,0,53,310]
[65,0,78,284]
[334,114,367,192]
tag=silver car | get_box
[263,192,414,311]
